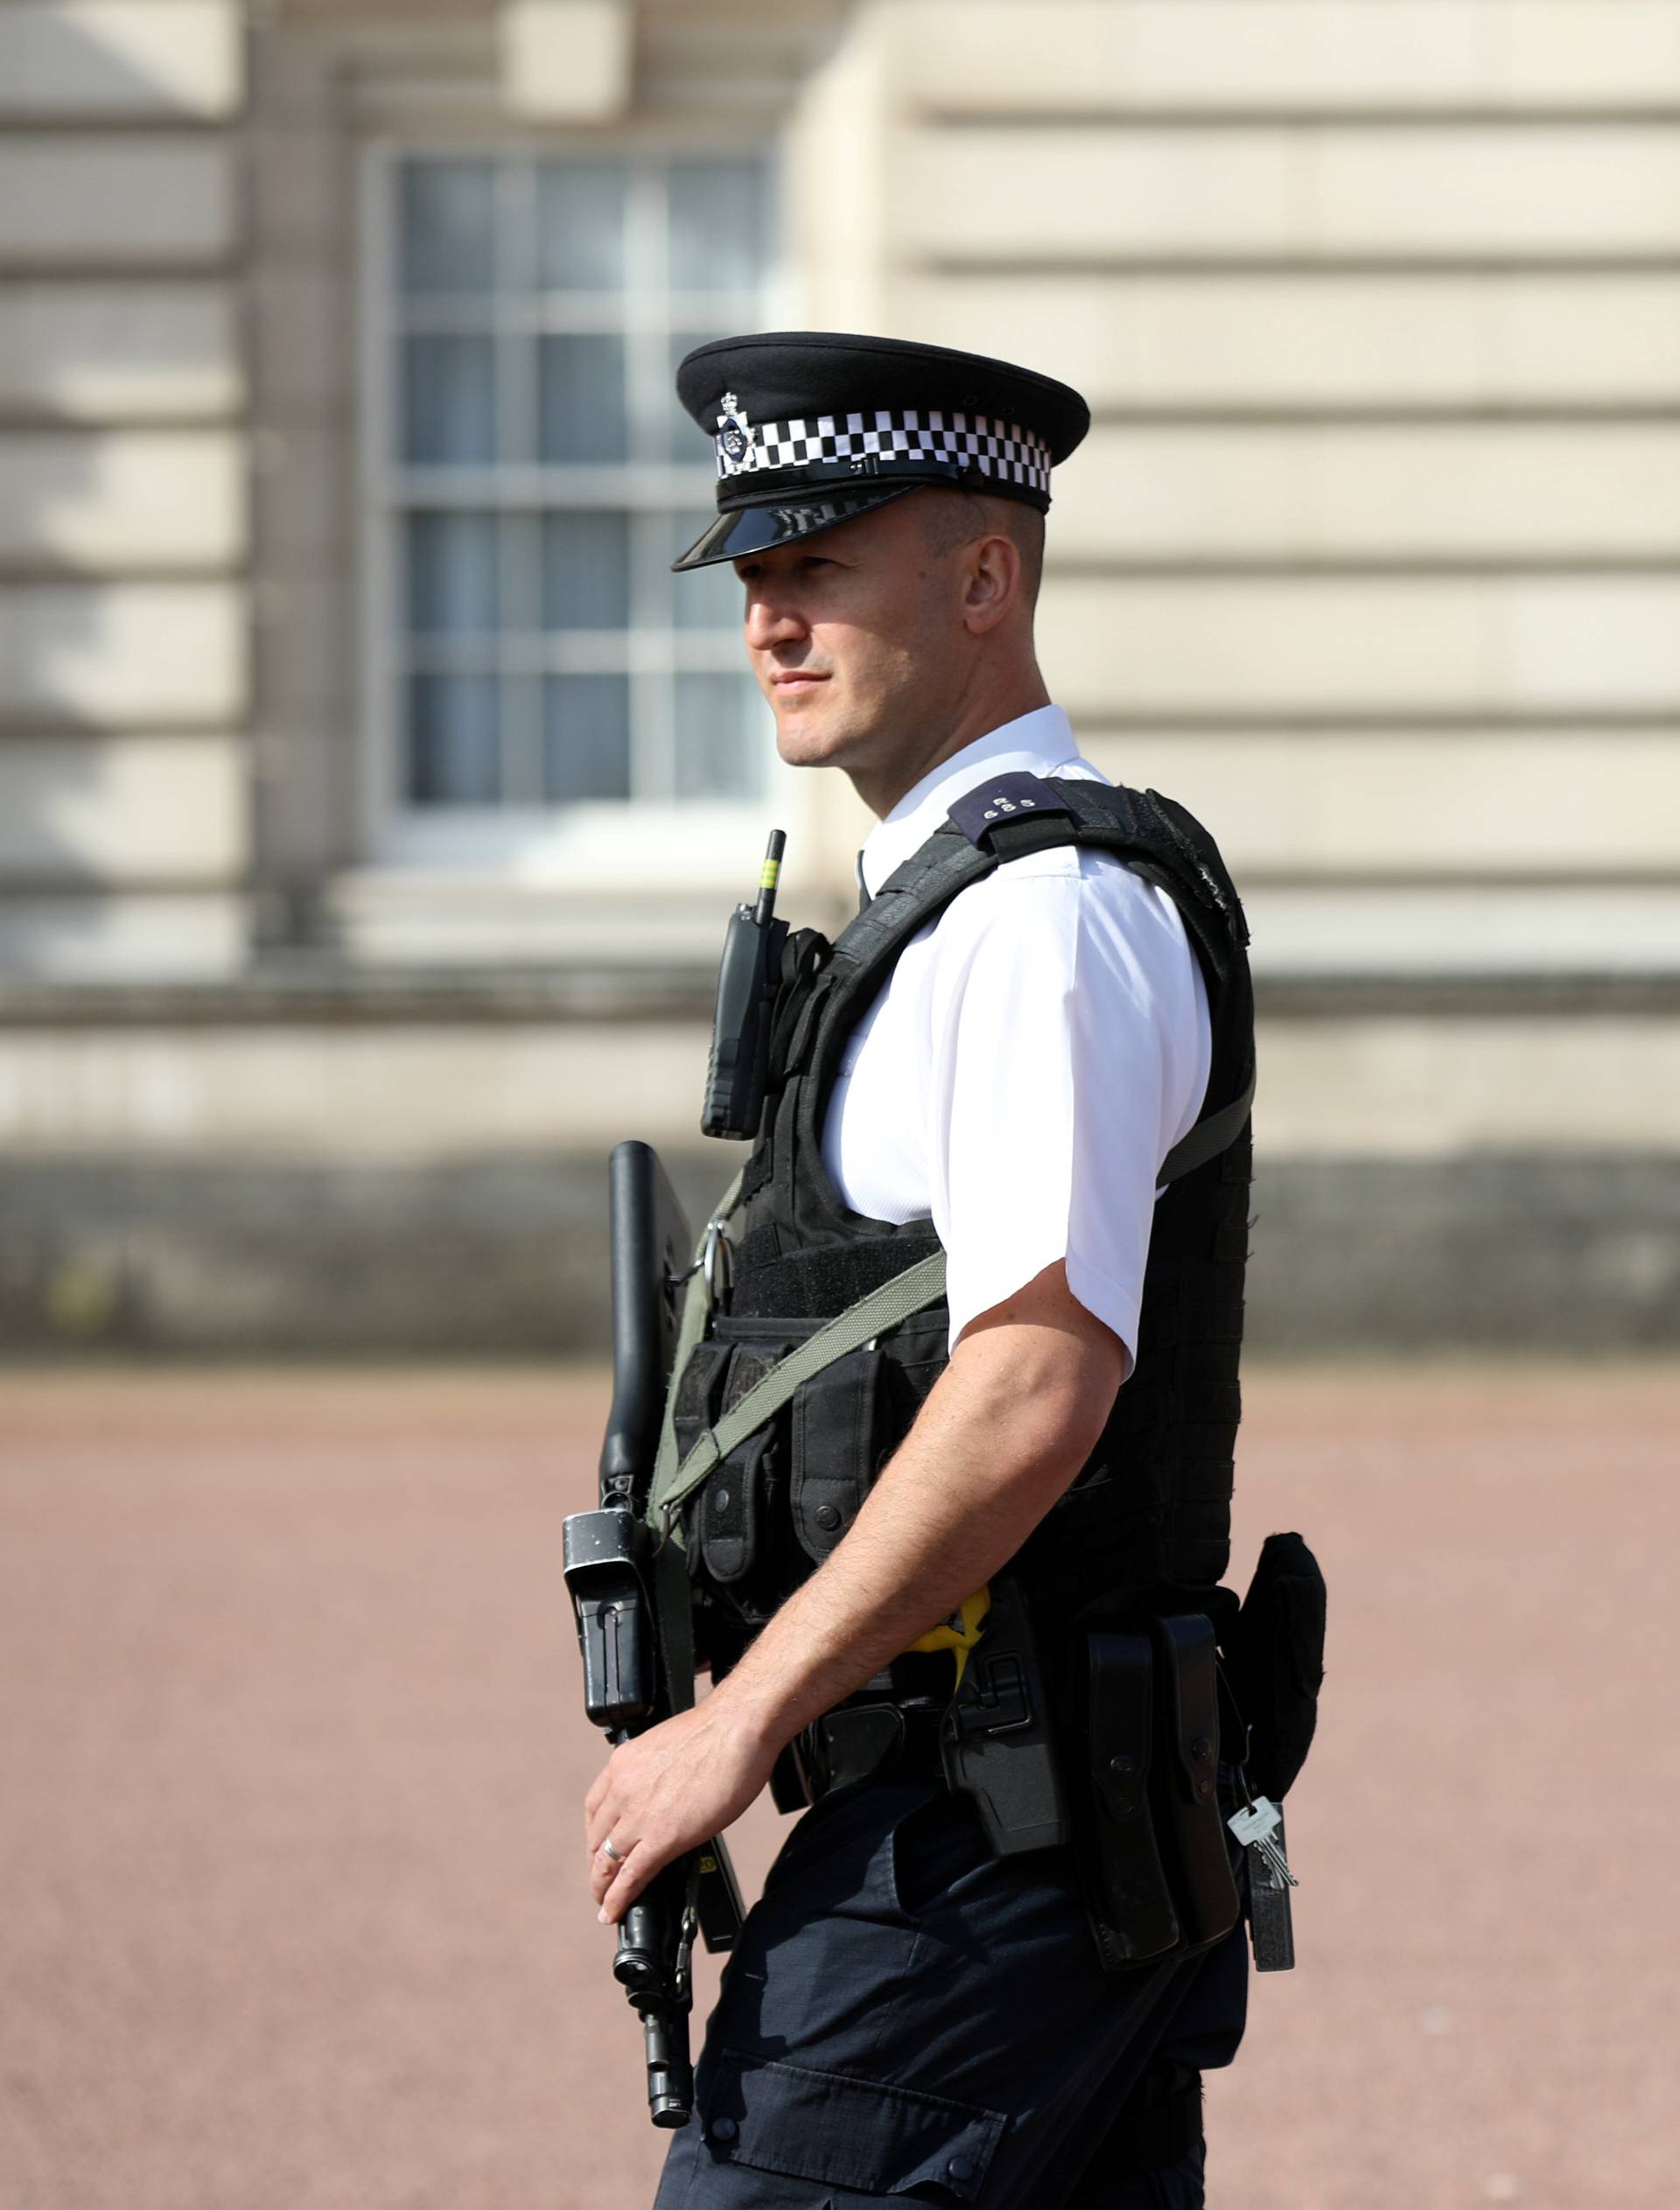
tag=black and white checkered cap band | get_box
[716,406,1053,494]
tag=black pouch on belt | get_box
[1225,1531,1327,1802]
[1080,1614,1241,1974]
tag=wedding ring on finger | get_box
[600,1836,624,1864]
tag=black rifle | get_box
[563,1141,745,2128]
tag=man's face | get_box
[731,493,970,780]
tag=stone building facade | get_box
[2,0,1677,1352]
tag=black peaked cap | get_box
[671,330,1091,571]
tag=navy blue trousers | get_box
[653,1776,1248,2208]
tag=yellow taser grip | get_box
[906,1584,991,1689]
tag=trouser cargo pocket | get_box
[696,2048,1004,2205]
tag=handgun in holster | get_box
[939,1577,1069,1855]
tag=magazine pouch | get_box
[1080,1614,1241,1974]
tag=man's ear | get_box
[961,533,1022,636]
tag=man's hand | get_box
[584,1696,778,1924]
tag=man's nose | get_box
[745,588,808,652]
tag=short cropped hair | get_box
[918,486,1045,614]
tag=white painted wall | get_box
[0,3,242,119]
[0,287,243,421]
[899,3,1680,112]
[0,0,247,976]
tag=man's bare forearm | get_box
[706,1262,1124,1756]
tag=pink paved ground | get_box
[1,1363,1674,2210]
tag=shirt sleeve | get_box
[924,852,1211,1380]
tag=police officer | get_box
[584,333,1261,2207]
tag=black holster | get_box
[1224,1531,1326,1802]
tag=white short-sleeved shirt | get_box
[820,705,1212,1380]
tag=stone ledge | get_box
[0,963,718,1026]
[3,1149,1675,1355]
[3,964,1680,1028]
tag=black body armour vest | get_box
[670,777,1255,1674]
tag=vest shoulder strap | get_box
[809,775,1256,1187]
[1158,1070,1255,1182]
[830,774,1248,1009]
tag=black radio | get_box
[701,831,788,1141]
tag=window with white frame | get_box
[378,150,773,821]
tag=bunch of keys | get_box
[1227,1793,1298,1972]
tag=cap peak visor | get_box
[671,481,920,572]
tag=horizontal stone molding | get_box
[1237,883,1680,980]
[4,966,1679,1032]
[1080,729,1680,874]
[327,870,808,969]
[0,1008,1676,1163]
[900,127,1680,261]
[0,888,246,977]
[0,283,243,423]
[0,581,248,724]
[0,1021,711,1157]
[906,272,1680,412]
[0,3,242,120]
[0,139,238,268]
[1253,1013,1680,1158]
[1054,423,1680,561]
[0,731,247,882]
[0,430,247,570]
[1036,575,1680,715]
[901,3,1680,115]
[0,965,720,1029]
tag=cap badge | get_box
[716,392,752,473]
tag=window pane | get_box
[391,155,774,821]
[539,335,626,462]
[672,510,743,631]
[403,334,496,465]
[409,513,499,633]
[542,513,630,631]
[537,160,630,290]
[668,160,769,293]
[401,159,496,296]
[544,675,631,801]
[410,675,500,802]
[674,674,766,801]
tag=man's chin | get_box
[773,703,858,771]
